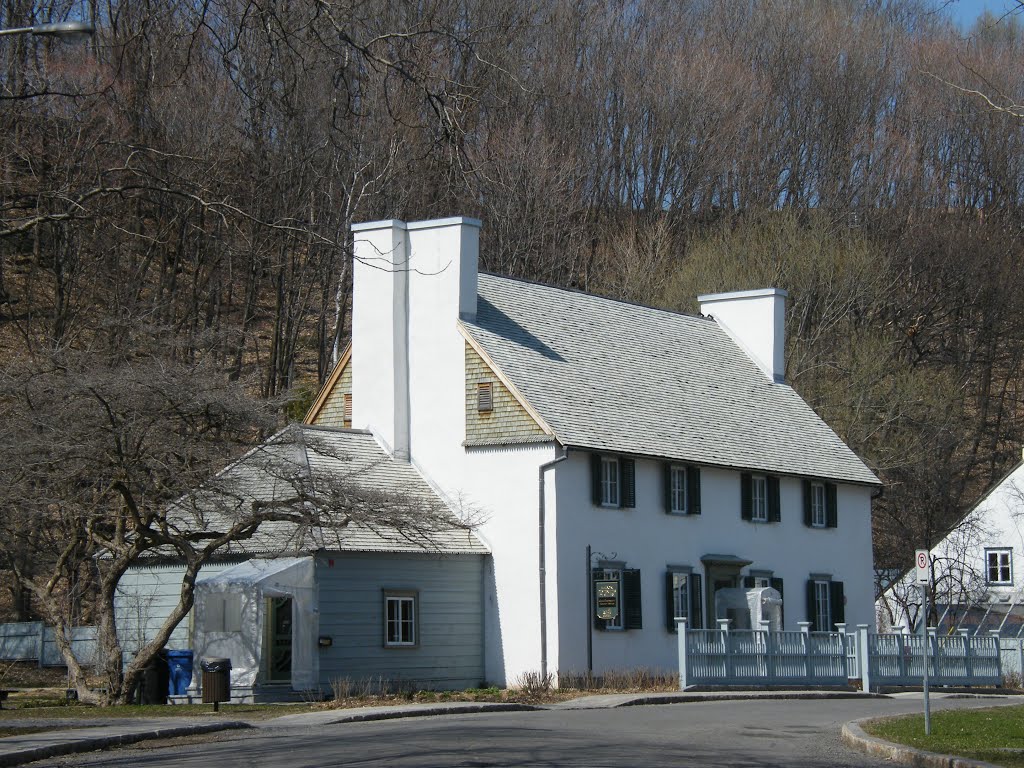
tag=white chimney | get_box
[698,288,788,383]
[350,216,481,459]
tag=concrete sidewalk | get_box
[0,689,1002,767]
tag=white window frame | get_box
[750,573,771,589]
[384,593,417,647]
[670,465,688,514]
[599,567,623,630]
[670,570,690,622]
[601,457,620,507]
[810,482,827,527]
[814,580,831,631]
[986,548,1013,586]
[751,475,768,522]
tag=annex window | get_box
[664,464,701,515]
[384,592,417,647]
[805,577,845,632]
[590,454,635,508]
[205,594,242,633]
[986,549,1013,585]
[742,473,781,523]
[664,569,703,632]
[477,381,493,413]
[593,566,642,631]
[803,480,837,528]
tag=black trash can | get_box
[201,657,231,706]
[139,650,170,705]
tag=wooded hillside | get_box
[3,0,1024,620]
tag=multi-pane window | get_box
[751,476,768,521]
[810,482,827,527]
[601,457,620,507]
[385,594,417,646]
[986,549,1013,585]
[814,581,831,632]
[670,466,687,514]
[670,572,690,621]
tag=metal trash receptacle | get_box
[200,657,231,705]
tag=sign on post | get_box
[915,549,930,584]
[595,580,620,621]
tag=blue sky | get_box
[945,0,1021,30]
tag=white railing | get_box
[678,620,848,687]
[677,620,1005,690]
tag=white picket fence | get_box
[0,622,98,668]
[678,620,1006,690]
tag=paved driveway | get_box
[37,695,1014,768]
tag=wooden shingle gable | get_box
[304,345,352,427]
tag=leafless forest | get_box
[2,0,1024,630]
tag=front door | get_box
[265,597,292,683]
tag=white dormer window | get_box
[986,548,1012,585]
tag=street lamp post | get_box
[0,21,95,39]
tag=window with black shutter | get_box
[622,569,642,629]
[804,480,838,528]
[664,464,701,515]
[591,453,634,509]
[593,566,642,631]
[742,473,779,523]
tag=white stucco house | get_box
[878,454,1024,638]
[300,215,881,687]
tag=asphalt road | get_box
[36,695,1016,768]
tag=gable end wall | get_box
[464,343,546,444]
[313,361,352,428]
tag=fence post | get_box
[857,624,872,693]
[1019,638,1024,684]
[677,618,688,690]
[718,619,731,683]
[990,630,1002,683]
[798,622,811,680]
[928,627,938,683]
[760,620,772,681]
[958,629,972,680]
[37,623,45,669]
[836,623,847,681]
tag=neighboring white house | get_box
[302,215,881,687]
[878,454,1024,638]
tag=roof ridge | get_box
[478,271,711,324]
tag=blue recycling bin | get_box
[166,650,194,696]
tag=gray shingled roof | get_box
[170,426,488,556]
[463,274,879,486]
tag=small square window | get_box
[601,457,620,507]
[477,382,493,413]
[986,549,1012,585]
[384,593,417,647]
[751,476,768,522]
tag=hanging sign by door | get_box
[595,580,620,621]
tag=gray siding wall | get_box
[115,562,234,657]
[317,552,485,691]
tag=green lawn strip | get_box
[0,702,317,721]
[863,704,1024,768]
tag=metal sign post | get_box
[915,549,932,736]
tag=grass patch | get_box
[0,702,319,721]
[864,704,1024,768]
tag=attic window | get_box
[477,382,493,413]
[343,393,353,427]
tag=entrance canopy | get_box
[194,557,317,690]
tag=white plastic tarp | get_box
[193,557,317,690]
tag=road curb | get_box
[262,702,543,727]
[0,721,251,768]
[840,719,1000,768]
[615,692,886,708]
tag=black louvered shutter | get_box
[688,466,701,515]
[665,572,677,632]
[826,483,838,528]
[768,476,781,522]
[830,581,845,628]
[623,569,642,629]
[802,479,813,527]
[592,568,607,630]
[770,577,785,625]
[621,459,636,508]
[741,473,753,520]
[591,454,603,506]
[743,576,755,588]
[806,580,818,631]
[663,464,673,514]
[689,574,703,629]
